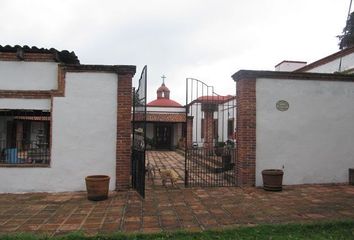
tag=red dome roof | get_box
[147,98,182,107]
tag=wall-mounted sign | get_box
[276,100,289,111]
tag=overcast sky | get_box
[0,0,351,103]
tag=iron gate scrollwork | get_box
[185,78,237,187]
[132,66,147,198]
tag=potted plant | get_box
[177,137,185,150]
[145,137,153,150]
[85,175,110,201]
[214,141,225,156]
[145,137,156,150]
[221,140,235,170]
[262,169,284,191]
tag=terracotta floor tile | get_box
[142,227,162,233]
[123,222,141,231]
[306,213,326,219]
[38,224,61,231]
[125,216,141,222]
[17,224,40,231]
[45,217,66,224]
[143,221,160,228]
[101,222,120,230]
[0,151,353,235]
[84,217,103,225]
[64,217,85,225]
[104,215,121,223]
[80,223,101,230]
[59,224,81,231]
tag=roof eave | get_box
[295,46,354,72]
[232,70,354,82]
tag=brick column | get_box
[187,116,194,149]
[116,73,133,190]
[203,110,214,152]
[235,78,256,186]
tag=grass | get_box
[0,220,353,240]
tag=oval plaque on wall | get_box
[276,100,289,111]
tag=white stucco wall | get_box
[0,61,58,90]
[189,100,236,145]
[275,61,306,72]
[173,123,183,146]
[0,72,118,193]
[306,52,354,73]
[146,123,154,141]
[147,106,185,113]
[177,123,183,143]
[189,103,203,146]
[0,98,51,110]
[217,99,236,142]
[256,78,354,186]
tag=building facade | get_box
[233,46,354,187]
[146,81,185,150]
[186,95,236,149]
[0,45,135,193]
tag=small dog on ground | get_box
[146,161,156,181]
[159,168,179,187]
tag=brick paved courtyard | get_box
[146,150,236,187]
[0,151,353,236]
[146,151,185,187]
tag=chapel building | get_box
[146,79,186,150]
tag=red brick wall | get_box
[236,78,256,186]
[116,73,133,190]
[0,52,55,62]
[203,110,214,151]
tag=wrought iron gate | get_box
[185,78,237,187]
[131,66,147,198]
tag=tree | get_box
[338,12,354,49]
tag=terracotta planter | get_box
[262,169,283,191]
[349,168,354,185]
[222,155,232,170]
[85,175,110,201]
[214,147,224,156]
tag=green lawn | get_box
[1,220,353,240]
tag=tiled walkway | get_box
[0,151,353,236]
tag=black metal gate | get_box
[185,78,237,187]
[131,66,147,198]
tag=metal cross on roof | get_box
[161,75,166,84]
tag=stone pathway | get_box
[0,151,353,236]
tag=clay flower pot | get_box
[262,169,283,191]
[85,175,110,201]
[349,168,354,185]
[214,147,224,156]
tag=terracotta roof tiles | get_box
[0,45,80,64]
[147,98,182,107]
